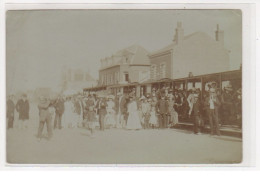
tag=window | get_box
[124,72,129,82]
[115,72,119,83]
[151,64,156,80]
[160,62,166,79]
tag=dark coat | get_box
[192,100,201,116]
[16,99,29,120]
[87,110,96,122]
[156,98,169,114]
[38,100,51,122]
[54,99,65,115]
[74,100,81,115]
[97,99,107,116]
[85,99,95,110]
[7,99,15,118]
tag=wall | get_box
[172,33,230,79]
[129,65,150,83]
[149,52,172,80]
[99,66,120,86]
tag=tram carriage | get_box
[83,69,242,125]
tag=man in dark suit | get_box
[53,95,65,129]
[7,95,15,129]
[16,94,30,129]
[191,94,203,134]
[116,92,127,128]
[97,96,107,131]
[205,88,221,136]
[156,93,169,129]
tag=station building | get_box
[148,22,230,90]
[98,45,150,95]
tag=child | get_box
[149,102,158,129]
[141,97,151,129]
[87,106,96,137]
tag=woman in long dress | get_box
[126,96,142,130]
[105,96,116,128]
[168,95,179,127]
[63,97,75,128]
[149,97,158,128]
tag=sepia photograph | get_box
[5,9,243,164]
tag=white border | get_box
[0,1,257,170]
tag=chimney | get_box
[215,24,224,45]
[173,21,184,44]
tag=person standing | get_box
[156,93,169,129]
[149,97,158,128]
[16,94,30,129]
[173,91,182,116]
[221,84,235,124]
[141,96,151,129]
[105,95,116,128]
[168,94,178,127]
[53,95,65,129]
[187,88,197,118]
[191,94,203,134]
[37,96,52,140]
[63,97,75,128]
[205,88,221,136]
[87,106,97,137]
[74,96,82,127]
[7,95,15,129]
[126,96,142,130]
[115,92,127,128]
[97,96,107,131]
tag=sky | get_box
[6,9,242,93]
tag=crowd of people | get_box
[6,81,242,140]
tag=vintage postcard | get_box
[5,7,245,165]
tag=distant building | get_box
[148,22,230,80]
[61,67,97,92]
[98,45,150,87]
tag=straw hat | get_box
[140,95,146,100]
[209,88,216,93]
[225,84,233,91]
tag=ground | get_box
[6,104,242,164]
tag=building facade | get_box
[98,45,150,88]
[148,22,230,81]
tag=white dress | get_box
[63,101,75,128]
[149,110,158,125]
[126,101,142,130]
[105,100,116,126]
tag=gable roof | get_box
[149,31,220,57]
[101,45,150,69]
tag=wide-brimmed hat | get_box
[225,84,233,91]
[194,93,199,98]
[140,95,146,100]
[191,87,196,92]
[210,81,217,86]
[107,95,115,100]
[117,92,122,96]
[209,88,216,93]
